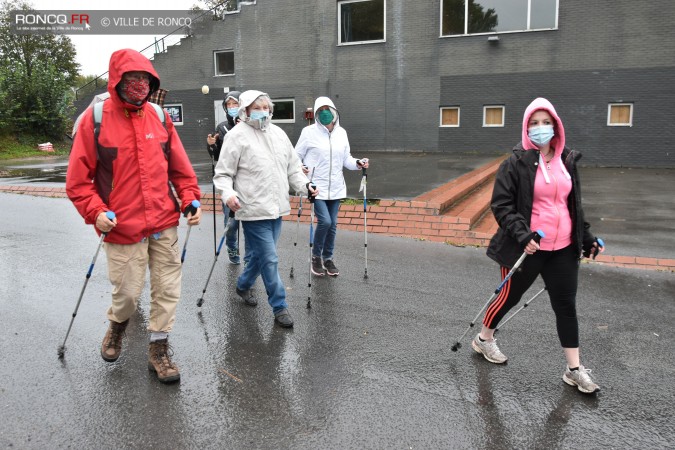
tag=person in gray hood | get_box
[296,96,369,276]
[207,90,242,264]
[213,90,318,327]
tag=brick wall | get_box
[81,0,675,167]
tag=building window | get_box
[440,107,460,127]
[607,103,633,127]
[214,50,234,76]
[164,104,183,126]
[338,0,386,45]
[441,0,557,37]
[272,99,295,123]
[483,105,504,127]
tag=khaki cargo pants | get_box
[104,227,181,333]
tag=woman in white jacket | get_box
[214,90,317,328]
[296,96,370,277]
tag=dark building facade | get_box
[80,0,675,167]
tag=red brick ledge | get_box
[2,184,673,272]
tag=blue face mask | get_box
[317,109,334,126]
[250,110,269,121]
[227,107,239,118]
[528,125,554,147]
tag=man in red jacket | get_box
[66,49,201,383]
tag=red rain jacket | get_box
[66,49,200,244]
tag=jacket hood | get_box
[237,90,273,130]
[107,49,160,108]
[313,96,339,128]
[224,90,242,126]
[238,90,268,110]
[223,90,241,108]
[521,97,565,157]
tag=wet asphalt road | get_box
[0,193,674,449]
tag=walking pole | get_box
[494,286,547,333]
[289,194,304,278]
[58,211,116,358]
[197,210,235,307]
[359,164,368,279]
[207,140,217,255]
[180,200,201,264]
[451,230,544,352]
[307,168,316,309]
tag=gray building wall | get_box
[83,0,675,167]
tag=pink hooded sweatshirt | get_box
[522,98,573,251]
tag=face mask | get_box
[120,78,150,105]
[317,109,334,126]
[248,110,270,130]
[227,107,239,118]
[528,125,554,147]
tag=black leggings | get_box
[483,245,580,348]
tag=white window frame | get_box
[271,98,295,124]
[213,50,235,77]
[607,103,633,127]
[164,104,183,126]
[439,0,559,38]
[483,105,505,127]
[439,107,460,127]
[338,0,387,46]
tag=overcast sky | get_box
[30,0,199,76]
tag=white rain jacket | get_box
[295,97,360,200]
[213,91,309,221]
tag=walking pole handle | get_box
[307,167,317,204]
[588,237,605,260]
[100,211,116,237]
[532,229,544,244]
[307,183,317,204]
[183,200,201,217]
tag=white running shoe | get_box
[471,334,508,364]
[563,365,600,394]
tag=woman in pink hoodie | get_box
[473,98,604,394]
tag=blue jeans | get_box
[237,218,287,313]
[313,199,341,259]
[221,201,239,250]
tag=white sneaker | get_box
[563,365,600,394]
[471,334,508,364]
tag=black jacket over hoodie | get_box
[486,144,597,268]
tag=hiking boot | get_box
[311,256,325,276]
[471,334,508,364]
[274,309,294,328]
[323,259,339,276]
[236,287,258,306]
[100,319,129,362]
[563,365,600,394]
[148,339,180,383]
[227,247,240,265]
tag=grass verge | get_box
[0,134,70,160]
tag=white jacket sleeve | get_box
[287,134,310,195]
[295,128,309,163]
[341,131,360,171]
